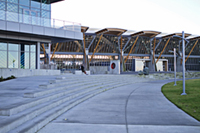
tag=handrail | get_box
[0,10,81,32]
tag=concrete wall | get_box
[0,20,83,41]
[0,69,60,78]
[90,66,108,74]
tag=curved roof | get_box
[187,36,200,41]
[173,33,191,40]
[95,28,127,36]
[130,31,161,38]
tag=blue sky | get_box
[52,0,200,35]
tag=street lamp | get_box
[173,31,187,95]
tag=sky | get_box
[51,0,200,35]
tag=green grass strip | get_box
[162,79,200,121]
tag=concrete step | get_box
[0,82,127,133]
[7,82,128,133]
[39,78,95,89]
[24,79,101,98]
[0,79,114,116]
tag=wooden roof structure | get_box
[173,33,191,40]
[95,28,127,36]
[130,31,161,38]
[81,26,89,33]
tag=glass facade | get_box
[0,42,36,69]
[0,0,51,24]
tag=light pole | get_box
[173,31,188,95]
[181,31,187,95]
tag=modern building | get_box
[0,0,200,77]
[50,28,200,73]
[0,0,82,73]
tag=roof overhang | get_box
[130,31,161,38]
[81,26,89,33]
[173,33,191,40]
[188,36,200,41]
[50,0,64,4]
[95,28,127,36]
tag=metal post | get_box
[37,42,40,69]
[174,48,176,86]
[181,31,186,95]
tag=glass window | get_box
[24,52,29,69]
[31,8,40,17]
[0,1,5,10]
[25,45,29,52]
[20,52,25,69]
[41,10,50,18]
[0,10,5,20]
[7,3,18,13]
[6,11,18,22]
[8,51,18,68]
[31,0,40,9]
[19,0,30,6]
[0,51,7,68]
[30,52,36,69]
[9,43,18,51]
[30,45,36,52]
[42,0,50,10]
[0,42,7,50]
[7,0,18,3]
[19,5,29,14]
[20,52,29,69]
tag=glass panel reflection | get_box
[7,3,18,13]
[0,42,7,50]
[7,0,18,4]
[0,51,7,68]
[8,51,18,68]
[25,45,29,52]
[0,1,5,10]
[19,0,30,6]
[30,52,36,69]
[31,45,36,52]
[9,43,18,51]
[25,52,29,69]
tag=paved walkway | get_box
[0,74,199,133]
[38,77,200,133]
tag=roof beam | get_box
[185,39,199,63]
[89,34,104,63]
[51,43,59,61]
[156,38,171,63]
[124,36,139,63]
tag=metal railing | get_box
[0,10,81,32]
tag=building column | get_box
[36,42,40,69]
[120,51,124,72]
[149,39,155,72]
[48,43,51,64]
[85,48,89,70]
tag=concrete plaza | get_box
[0,74,199,133]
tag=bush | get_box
[0,76,3,81]
[0,75,16,82]
[10,75,16,79]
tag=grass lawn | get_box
[162,79,200,121]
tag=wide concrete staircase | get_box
[0,75,148,133]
